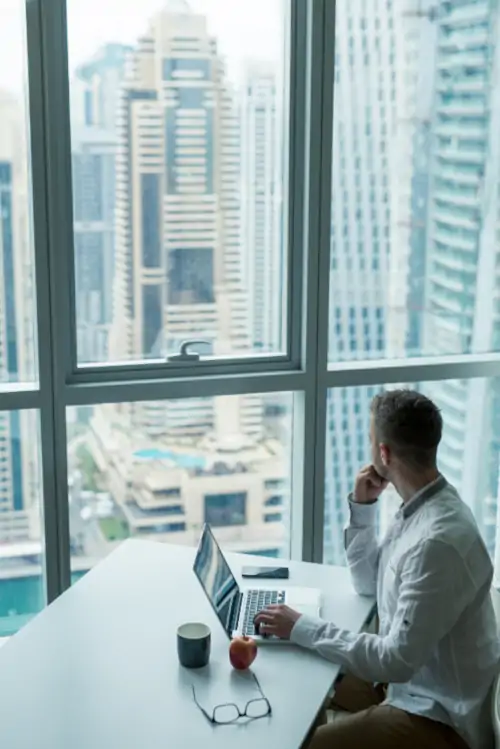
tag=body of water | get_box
[0,571,87,637]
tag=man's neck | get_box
[392,467,441,504]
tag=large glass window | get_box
[329,0,499,363]
[3,0,500,637]
[0,2,37,384]
[0,5,44,637]
[68,0,288,365]
[67,392,292,574]
[324,379,500,571]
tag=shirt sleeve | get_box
[290,539,481,683]
[344,498,380,596]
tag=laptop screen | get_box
[193,524,241,637]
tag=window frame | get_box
[46,0,308,381]
[3,0,498,614]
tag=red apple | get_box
[229,636,257,670]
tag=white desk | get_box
[0,540,374,749]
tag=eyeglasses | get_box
[192,671,272,725]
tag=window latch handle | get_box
[167,340,210,363]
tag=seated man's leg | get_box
[307,704,470,749]
[331,672,385,713]
[301,672,384,747]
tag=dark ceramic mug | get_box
[177,622,211,668]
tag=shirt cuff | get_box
[348,496,378,527]
[290,614,324,648]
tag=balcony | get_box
[435,165,481,187]
[437,51,487,71]
[437,76,487,94]
[435,121,486,140]
[433,187,479,209]
[431,201,464,223]
[439,27,489,53]
[428,288,468,317]
[437,147,484,165]
[432,248,476,274]
[432,227,477,253]
[429,269,467,294]
[444,1,489,26]
[437,101,486,118]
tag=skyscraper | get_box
[399,3,438,358]
[421,0,500,554]
[72,43,131,133]
[72,128,117,364]
[109,1,261,438]
[323,0,427,563]
[240,61,283,353]
[0,91,37,542]
[72,44,129,364]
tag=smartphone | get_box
[241,566,289,580]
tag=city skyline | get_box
[60,0,500,568]
[1,0,500,632]
[67,2,289,566]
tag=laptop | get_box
[193,524,321,643]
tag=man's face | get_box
[370,415,388,479]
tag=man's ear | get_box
[380,443,390,467]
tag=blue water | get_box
[133,448,205,469]
[0,571,87,637]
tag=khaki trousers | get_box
[306,673,470,749]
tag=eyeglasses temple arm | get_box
[192,685,216,723]
[251,671,265,696]
[250,672,272,713]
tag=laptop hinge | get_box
[230,592,243,635]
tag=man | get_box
[255,390,500,749]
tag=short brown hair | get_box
[371,389,442,469]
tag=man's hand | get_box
[354,464,389,504]
[253,605,302,640]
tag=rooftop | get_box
[133,448,205,469]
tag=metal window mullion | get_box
[290,0,335,563]
[64,351,500,409]
[287,0,308,370]
[0,387,41,411]
[70,354,294,385]
[38,0,76,384]
[26,0,72,601]
[323,353,500,389]
[64,370,307,407]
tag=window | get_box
[68,0,289,364]
[0,411,44,635]
[264,479,284,491]
[329,0,500,362]
[67,393,292,569]
[205,492,247,527]
[265,495,283,507]
[0,3,46,635]
[2,0,500,637]
[0,5,37,384]
[324,380,500,568]
[264,512,282,523]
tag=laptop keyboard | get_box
[242,588,286,636]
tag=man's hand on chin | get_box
[254,604,302,640]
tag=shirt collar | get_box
[401,474,447,520]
